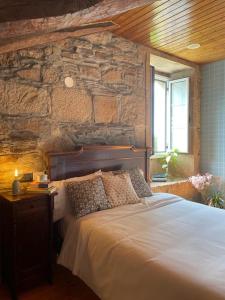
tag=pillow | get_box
[65,176,111,218]
[113,168,152,198]
[101,172,140,208]
[51,170,102,222]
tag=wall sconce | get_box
[12,169,21,195]
[64,77,74,88]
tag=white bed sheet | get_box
[58,193,225,300]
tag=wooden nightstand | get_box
[0,192,55,300]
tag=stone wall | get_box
[0,32,149,189]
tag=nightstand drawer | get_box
[15,198,48,217]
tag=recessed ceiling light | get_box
[187,43,201,50]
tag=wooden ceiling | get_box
[110,0,225,64]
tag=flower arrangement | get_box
[189,173,213,191]
[189,173,224,208]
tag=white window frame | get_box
[153,76,190,154]
[168,77,190,153]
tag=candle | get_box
[15,169,18,177]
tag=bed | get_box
[48,146,225,300]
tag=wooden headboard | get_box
[47,145,152,182]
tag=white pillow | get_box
[51,170,102,222]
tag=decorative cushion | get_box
[102,172,140,208]
[51,170,102,221]
[65,176,111,218]
[113,168,152,198]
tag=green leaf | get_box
[166,156,171,163]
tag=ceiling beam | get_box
[0,0,102,23]
[0,22,119,55]
[0,0,157,40]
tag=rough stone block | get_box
[52,87,92,122]
[0,52,21,68]
[113,51,138,65]
[124,72,137,86]
[93,49,113,63]
[0,119,10,141]
[19,48,44,60]
[77,48,94,59]
[0,80,49,116]
[17,65,41,81]
[79,65,101,81]
[111,36,137,53]
[42,67,60,83]
[94,95,118,123]
[83,80,116,96]
[120,95,145,126]
[102,69,123,84]
[84,32,112,46]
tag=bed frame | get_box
[47,145,152,182]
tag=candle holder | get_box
[12,169,21,195]
[12,178,21,195]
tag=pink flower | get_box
[189,173,213,192]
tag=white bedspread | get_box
[58,193,225,300]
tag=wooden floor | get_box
[0,265,100,300]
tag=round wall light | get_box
[187,43,201,50]
[64,77,74,88]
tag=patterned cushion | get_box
[113,168,152,198]
[102,173,140,208]
[51,170,102,221]
[66,176,111,218]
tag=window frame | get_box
[168,77,190,154]
[153,77,168,153]
[153,75,190,155]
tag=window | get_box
[153,76,190,153]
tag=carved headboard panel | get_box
[47,145,152,182]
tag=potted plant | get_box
[208,192,224,209]
[159,148,179,179]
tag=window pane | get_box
[170,79,189,153]
[154,80,166,152]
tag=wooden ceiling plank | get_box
[110,6,148,23]
[115,0,187,36]
[110,3,158,24]
[171,46,225,64]
[153,44,225,65]
[154,22,225,53]
[174,32,225,55]
[149,1,225,44]
[125,0,218,42]
[122,2,201,41]
[148,0,221,42]
[0,0,158,40]
[113,0,173,35]
[150,19,225,51]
